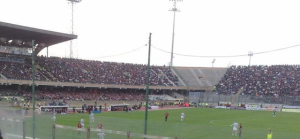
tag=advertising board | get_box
[282,109,300,113]
[283,106,300,109]
[246,108,281,111]
[215,106,227,109]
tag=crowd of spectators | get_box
[0,61,46,81]
[0,86,145,102]
[0,56,178,86]
[217,65,300,97]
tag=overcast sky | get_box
[1,0,300,67]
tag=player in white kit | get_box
[80,117,85,128]
[231,122,238,136]
[52,110,56,122]
[97,130,105,139]
[180,112,185,122]
[90,112,94,123]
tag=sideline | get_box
[56,124,174,139]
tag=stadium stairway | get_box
[158,69,177,86]
[24,60,50,81]
[171,67,187,86]
[30,61,57,81]
[43,70,57,81]
[150,69,168,86]
[0,73,7,79]
[23,58,58,81]
[231,87,243,105]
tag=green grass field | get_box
[5,108,300,139]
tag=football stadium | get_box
[1,0,300,139]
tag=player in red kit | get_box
[98,122,103,129]
[165,112,169,122]
[77,121,81,135]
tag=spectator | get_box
[217,65,300,103]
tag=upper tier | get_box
[0,56,178,86]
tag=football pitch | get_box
[22,108,300,139]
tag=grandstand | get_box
[0,21,222,108]
[0,57,214,90]
[0,21,222,95]
[0,21,230,100]
[0,21,224,92]
[2,21,300,106]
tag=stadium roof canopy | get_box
[0,21,77,54]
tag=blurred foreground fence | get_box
[0,108,179,139]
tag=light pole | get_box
[67,0,82,58]
[31,40,36,139]
[212,59,215,68]
[144,33,152,137]
[187,81,190,102]
[169,0,182,67]
[248,51,253,66]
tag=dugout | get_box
[108,104,129,111]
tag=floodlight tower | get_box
[67,0,81,58]
[212,59,215,67]
[169,0,182,67]
[248,51,253,66]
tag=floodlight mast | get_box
[169,0,182,67]
[67,0,82,58]
[248,51,253,66]
[212,59,215,67]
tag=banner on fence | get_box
[215,106,227,109]
[282,109,300,113]
[246,107,280,111]
[282,106,300,109]
[245,104,259,108]
[150,106,159,109]
[230,106,246,110]
[246,108,264,111]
